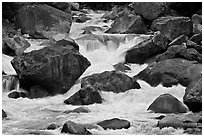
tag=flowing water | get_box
[2,10,188,135]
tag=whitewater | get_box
[2,10,187,135]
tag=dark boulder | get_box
[64,107,91,114]
[136,59,201,87]
[81,70,141,93]
[125,31,169,64]
[192,14,202,34]
[189,33,202,45]
[47,123,60,130]
[11,41,91,96]
[151,16,193,40]
[186,40,202,54]
[61,121,91,135]
[147,93,187,113]
[64,85,102,105]
[133,2,169,21]
[107,14,147,34]
[183,74,202,112]
[2,109,7,119]
[156,44,202,63]
[15,4,72,39]
[97,118,130,130]
[8,90,21,99]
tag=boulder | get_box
[133,2,169,21]
[186,40,202,54]
[8,90,21,99]
[183,74,202,112]
[156,44,202,63]
[107,14,147,34]
[15,4,72,39]
[136,59,202,87]
[147,93,187,113]
[97,118,130,130]
[168,35,188,46]
[81,70,141,93]
[151,16,193,40]
[64,85,102,105]
[2,109,7,119]
[125,31,169,64]
[61,121,91,135]
[157,115,184,129]
[189,33,202,45]
[11,41,91,96]
[64,107,91,114]
[47,123,60,130]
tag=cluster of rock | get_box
[2,2,202,135]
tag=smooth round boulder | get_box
[8,90,20,99]
[61,121,91,135]
[97,118,130,130]
[147,93,188,113]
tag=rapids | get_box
[2,9,188,135]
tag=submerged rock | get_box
[136,59,201,87]
[157,115,184,129]
[151,16,193,40]
[11,41,90,96]
[183,74,202,112]
[64,107,91,114]
[107,14,147,34]
[147,93,187,113]
[15,4,72,39]
[61,121,91,135]
[97,118,130,130]
[47,123,60,130]
[125,31,169,64]
[2,109,7,119]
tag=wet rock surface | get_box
[125,32,169,64]
[11,41,91,96]
[97,118,130,130]
[147,93,187,113]
[183,74,202,112]
[136,59,201,87]
[61,121,91,135]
